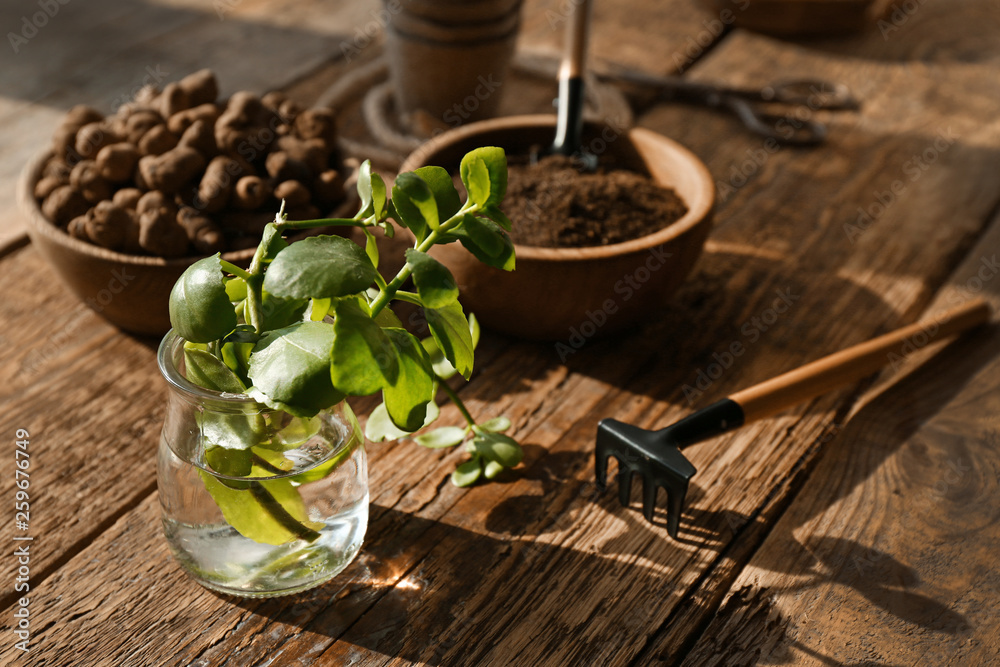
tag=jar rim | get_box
[157,329,262,406]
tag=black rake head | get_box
[594,419,697,538]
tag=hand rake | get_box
[595,299,991,538]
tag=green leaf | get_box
[424,399,440,426]
[310,297,331,322]
[272,415,322,449]
[421,317,478,380]
[200,465,324,545]
[391,172,438,239]
[366,396,440,442]
[382,328,435,432]
[252,446,294,473]
[481,204,512,231]
[371,172,388,221]
[451,459,482,487]
[480,416,511,433]
[263,236,377,299]
[425,303,474,380]
[373,305,403,329]
[290,427,363,484]
[455,216,516,271]
[365,402,412,442]
[205,446,253,479]
[356,159,374,214]
[331,299,398,395]
[258,223,288,264]
[421,336,457,380]
[184,344,246,393]
[225,277,248,301]
[405,249,459,309]
[169,254,238,343]
[205,447,253,489]
[460,147,507,208]
[248,321,344,418]
[260,292,309,331]
[470,312,481,349]
[483,459,504,479]
[414,166,462,219]
[414,426,466,449]
[219,326,258,384]
[457,214,505,256]
[363,229,379,270]
[472,430,523,467]
[464,157,490,206]
[201,408,267,451]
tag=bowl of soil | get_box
[398,114,714,340]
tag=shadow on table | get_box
[219,327,991,664]
[230,502,701,666]
[484,445,750,552]
[709,325,1000,662]
[551,241,894,407]
[786,321,1000,527]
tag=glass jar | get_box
[156,330,368,597]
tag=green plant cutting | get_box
[168,147,522,544]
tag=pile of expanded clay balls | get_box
[35,69,347,258]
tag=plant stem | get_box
[440,381,477,428]
[245,275,264,334]
[219,260,252,281]
[276,216,374,231]
[392,291,423,306]
[368,203,478,318]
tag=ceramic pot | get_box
[398,115,715,340]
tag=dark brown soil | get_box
[502,155,688,248]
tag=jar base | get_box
[163,511,366,598]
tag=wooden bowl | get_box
[398,115,715,341]
[18,151,352,337]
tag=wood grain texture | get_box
[625,2,1000,657]
[2,0,1000,664]
[682,211,1000,667]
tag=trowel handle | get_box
[731,299,991,423]
[560,0,592,80]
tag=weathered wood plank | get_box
[321,5,1000,664]
[7,27,1000,660]
[3,1,1000,665]
[680,211,1000,667]
[624,2,1000,659]
[519,0,720,74]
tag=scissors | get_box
[599,70,860,146]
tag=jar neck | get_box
[157,329,266,413]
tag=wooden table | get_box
[2,0,1000,664]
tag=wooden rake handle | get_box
[730,299,991,424]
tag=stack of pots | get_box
[384,0,523,126]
